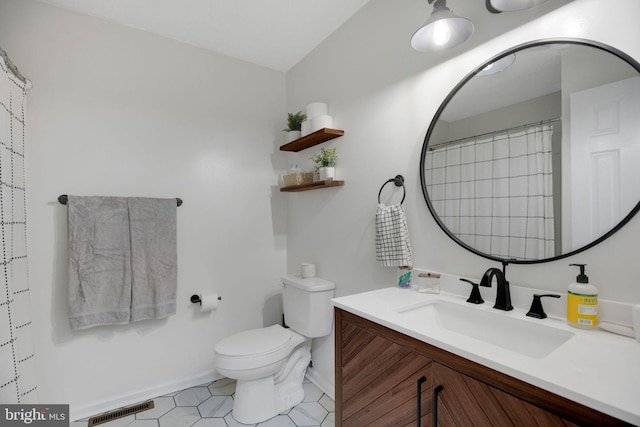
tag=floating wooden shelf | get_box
[280,180,344,192]
[279,128,344,152]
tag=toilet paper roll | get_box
[301,120,313,137]
[311,115,334,132]
[306,102,328,119]
[199,293,220,312]
[301,263,316,278]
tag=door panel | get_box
[433,363,579,427]
[340,320,433,426]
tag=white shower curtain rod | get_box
[429,117,560,151]
[0,47,31,87]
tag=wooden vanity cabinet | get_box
[335,308,630,427]
[337,310,433,426]
[432,363,580,426]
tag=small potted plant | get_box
[283,111,307,142]
[311,147,338,181]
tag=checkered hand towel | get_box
[375,203,413,267]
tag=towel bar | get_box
[58,195,183,206]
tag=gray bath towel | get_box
[128,197,177,322]
[68,196,132,330]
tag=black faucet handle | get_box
[460,278,484,305]
[526,294,561,319]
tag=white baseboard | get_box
[71,370,223,422]
[73,368,333,421]
[305,367,334,401]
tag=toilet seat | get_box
[215,325,305,371]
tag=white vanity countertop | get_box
[333,287,640,425]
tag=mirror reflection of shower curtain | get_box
[427,124,555,260]
[0,54,37,403]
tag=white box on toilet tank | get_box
[282,275,335,337]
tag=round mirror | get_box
[420,39,640,263]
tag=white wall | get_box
[3,0,640,416]
[286,0,640,392]
[0,0,287,419]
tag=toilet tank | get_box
[282,275,335,338]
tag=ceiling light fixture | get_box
[476,54,516,76]
[411,0,474,52]
[486,0,549,13]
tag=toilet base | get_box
[231,341,311,424]
[233,376,277,424]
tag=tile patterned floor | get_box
[71,378,335,427]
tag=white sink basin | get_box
[395,300,574,359]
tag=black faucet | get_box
[480,262,513,311]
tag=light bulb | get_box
[482,63,494,72]
[432,20,451,46]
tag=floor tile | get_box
[136,396,175,419]
[301,383,323,403]
[159,406,200,427]
[208,378,235,396]
[256,415,297,427]
[288,402,328,426]
[198,395,234,418]
[127,420,159,426]
[192,418,228,427]
[321,412,335,427]
[318,395,334,413]
[224,412,255,427]
[75,377,335,427]
[174,386,211,406]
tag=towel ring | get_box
[378,175,405,204]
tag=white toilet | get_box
[214,274,335,424]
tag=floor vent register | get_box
[87,400,154,426]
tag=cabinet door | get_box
[433,363,579,427]
[339,316,433,427]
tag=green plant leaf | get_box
[283,111,307,131]
[310,147,338,171]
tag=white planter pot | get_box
[319,166,335,181]
[287,130,301,142]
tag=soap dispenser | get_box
[567,263,598,329]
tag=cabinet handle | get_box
[433,384,444,426]
[416,376,427,427]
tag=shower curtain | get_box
[427,124,555,260]
[0,52,37,403]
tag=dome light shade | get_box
[476,54,516,76]
[411,0,474,52]
[486,0,548,13]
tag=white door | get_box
[567,76,640,251]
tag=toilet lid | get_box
[215,325,292,357]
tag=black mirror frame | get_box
[419,38,640,264]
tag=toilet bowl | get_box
[215,324,307,381]
[215,324,309,424]
[214,275,335,424]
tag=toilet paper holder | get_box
[190,294,222,304]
